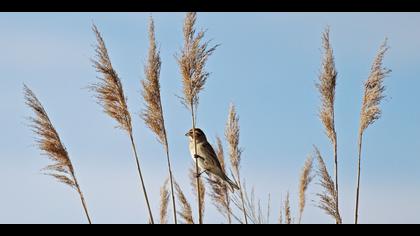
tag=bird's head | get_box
[185,128,207,142]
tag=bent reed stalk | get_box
[355,39,391,224]
[225,104,248,224]
[90,24,154,224]
[24,85,92,224]
[141,16,177,224]
[316,27,340,221]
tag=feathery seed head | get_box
[317,27,337,144]
[360,39,391,134]
[90,24,132,133]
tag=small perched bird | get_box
[186,128,240,192]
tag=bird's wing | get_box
[201,142,224,170]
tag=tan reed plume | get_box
[177,12,218,224]
[160,178,170,224]
[90,24,154,224]
[316,27,340,216]
[141,16,177,224]
[225,103,248,224]
[284,192,292,224]
[207,136,232,223]
[278,197,283,224]
[174,182,194,224]
[355,39,391,224]
[24,85,92,224]
[298,155,314,224]
[314,146,342,224]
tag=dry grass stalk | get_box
[284,192,292,224]
[225,104,247,224]
[267,194,271,224]
[298,155,314,224]
[174,182,194,224]
[141,16,177,224]
[207,136,232,223]
[177,12,218,224]
[231,183,271,224]
[90,24,154,224]
[160,178,170,224]
[316,27,340,217]
[257,199,263,224]
[314,147,342,224]
[355,39,391,224]
[245,186,258,224]
[278,197,283,224]
[190,165,206,219]
[24,85,92,224]
[241,185,258,224]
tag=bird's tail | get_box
[224,175,240,192]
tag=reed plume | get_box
[314,146,342,224]
[207,136,232,223]
[278,197,283,224]
[90,24,154,224]
[279,211,283,224]
[141,16,177,224]
[355,39,391,224]
[24,85,92,224]
[160,178,170,224]
[316,27,340,216]
[298,155,314,224]
[226,104,248,224]
[177,12,218,224]
[284,192,292,224]
[175,182,194,224]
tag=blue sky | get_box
[0,13,420,224]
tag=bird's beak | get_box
[185,132,189,137]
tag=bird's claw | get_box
[195,170,206,178]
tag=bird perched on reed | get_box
[186,128,239,192]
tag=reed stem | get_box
[355,133,363,224]
[237,173,248,224]
[163,135,177,224]
[191,105,203,224]
[333,137,339,224]
[129,132,155,224]
[73,176,92,224]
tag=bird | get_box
[185,128,240,192]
